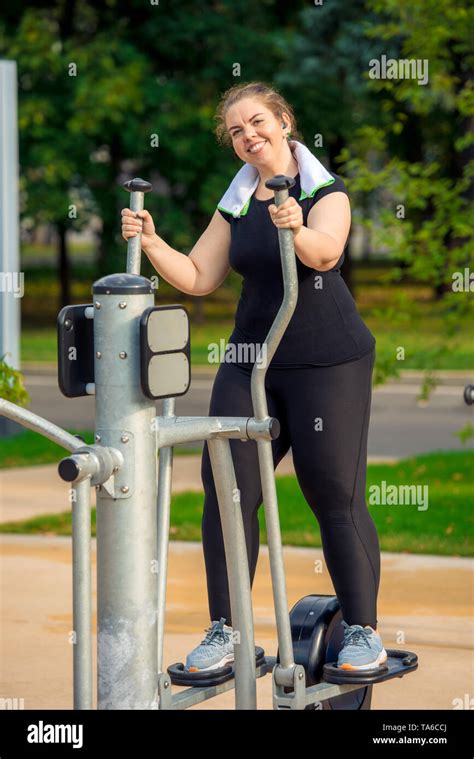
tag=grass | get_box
[20,314,474,369]
[1,450,472,556]
[0,429,202,469]
[21,328,61,363]
[21,241,95,265]
[0,429,95,468]
[16,260,474,369]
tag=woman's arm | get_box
[144,210,231,296]
[293,192,351,272]
[122,208,231,296]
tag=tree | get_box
[336,0,474,388]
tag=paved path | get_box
[1,366,472,709]
[0,535,472,710]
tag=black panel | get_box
[57,304,94,398]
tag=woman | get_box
[121,82,386,674]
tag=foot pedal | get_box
[167,646,266,687]
[322,649,418,685]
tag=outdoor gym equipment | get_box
[0,175,418,710]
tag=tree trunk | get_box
[57,221,71,309]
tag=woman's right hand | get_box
[121,208,156,251]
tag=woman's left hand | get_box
[268,197,303,237]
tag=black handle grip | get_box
[269,417,281,440]
[265,174,296,192]
[58,458,80,482]
[123,177,153,193]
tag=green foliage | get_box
[1,0,472,387]
[0,0,309,273]
[454,423,474,445]
[335,0,474,395]
[0,355,30,407]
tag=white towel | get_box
[217,139,335,218]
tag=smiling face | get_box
[225,97,291,167]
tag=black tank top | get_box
[217,171,376,367]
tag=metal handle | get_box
[250,174,298,417]
[123,177,153,275]
[250,174,299,678]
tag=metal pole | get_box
[207,437,257,710]
[93,179,158,709]
[156,397,175,674]
[250,176,299,680]
[93,274,158,709]
[0,61,21,438]
[123,178,152,275]
[72,479,93,709]
[0,61,20,371]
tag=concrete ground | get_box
[1,534,472,710]
[0,373,472,710]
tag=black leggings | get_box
[200,346,380,628]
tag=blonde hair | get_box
[214,81,304,148]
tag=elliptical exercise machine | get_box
[0,175,417,710]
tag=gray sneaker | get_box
[185,617,234,673]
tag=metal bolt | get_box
[121,435,129,444]
[96,351,102,359]
[121,485,129,494]
[164,681,169,689]
[298,672,304,680]
[119,302,127,309]
[64,319,72,331]
[95,434,101,443]
[95,301,101,309]
[119,351,127,359]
